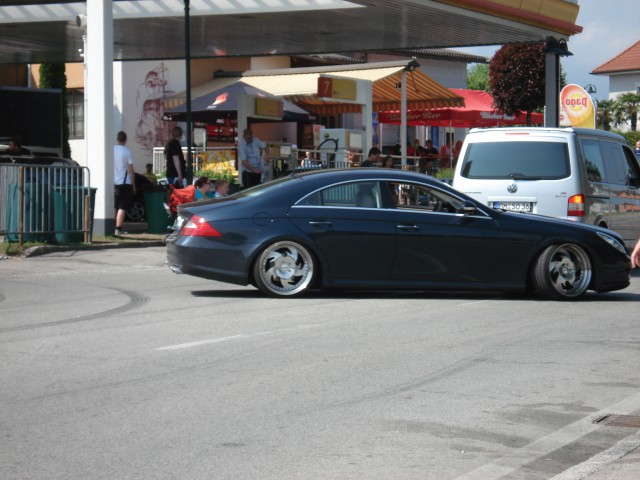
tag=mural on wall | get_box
[135,62,174,152]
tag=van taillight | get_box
[568,194,585,217]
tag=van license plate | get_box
[493,202,532,212]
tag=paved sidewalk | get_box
[2,221,168,258]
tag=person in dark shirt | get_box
[360,147,381,167]
[6,137,31,156]
[165,126,185,187]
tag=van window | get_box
[460,141,570,179]
[600,140,640,187]
[623,146,640,188]
[580,138,607,183]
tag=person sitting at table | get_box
[423,139,439,174]
[194,176,214,200]
[452,140,463,167]
[439,140,453,168]
[213,179,230,197]
[382,155,394,168]
[301,151,315,168]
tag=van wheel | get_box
[532,244,592,300]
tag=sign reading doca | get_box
[559,84,596,128]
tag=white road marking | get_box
[156,324,321,351]
[454,391,640,480]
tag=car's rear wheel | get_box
[532,243,592,300]
[253,241,316,297]
[127,199,145,222]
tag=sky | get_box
[456,0,638,101]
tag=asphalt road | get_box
[1,247,639,480]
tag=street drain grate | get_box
[593,414,640,429]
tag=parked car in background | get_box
[126,172,163,222]
[0,155,79,166]
[166,168,630,300]
[452,127,640,248]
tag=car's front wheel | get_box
[253,241,316,297]
[532,243,592,300]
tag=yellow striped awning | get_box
[164,60,464,116]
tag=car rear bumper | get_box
[166,236,253,286]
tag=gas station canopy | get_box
[0,0,582,64]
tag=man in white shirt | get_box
[114,131,136,236]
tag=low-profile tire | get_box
[532,243,592,300]
[253,241,316,298]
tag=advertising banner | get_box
[559,84,596,128]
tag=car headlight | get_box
[596,231,628,256]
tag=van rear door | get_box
[454,134,572,218]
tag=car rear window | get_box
[460,141,570,180]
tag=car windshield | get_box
[460,141,570,180]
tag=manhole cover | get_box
[593,414,640,429]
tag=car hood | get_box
[500,210,620,237]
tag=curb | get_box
[20,240,166,258]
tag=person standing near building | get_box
[114,131,136,236]
[238,127,266,188]
[634,140,640,159]
[165,126,185,187]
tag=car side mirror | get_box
[458,200,477,215]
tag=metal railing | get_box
[150,147,450,181]
[0,164,93,245]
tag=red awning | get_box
[378,89,544,127]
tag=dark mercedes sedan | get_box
[166,169,630,300]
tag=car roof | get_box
[465,127,626,143]
[0,155,79,166]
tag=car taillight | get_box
[180,215,222,237]
[568,194,585,217]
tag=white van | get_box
[452,127,640,248]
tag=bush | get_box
[613,129,640,146]
[193,168,238,185]
[435,167,455,179]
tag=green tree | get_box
[38,63,71,159]
[467,63,489,91]
[613,92,640,131]
[596,98,615,131]
[489,43,546,125]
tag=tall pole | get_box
[184,0,193,184]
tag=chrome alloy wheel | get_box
[533,243,592,299]
[254,241,315,297]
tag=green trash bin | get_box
[53,186,97,243]
[144,189,173,234]
[4,183,55,243]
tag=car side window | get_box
[580,138,607,183]
[297,181,382,208]
[387,182,462,213]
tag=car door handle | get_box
[309,221,332,228]
[397,224,420,232]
